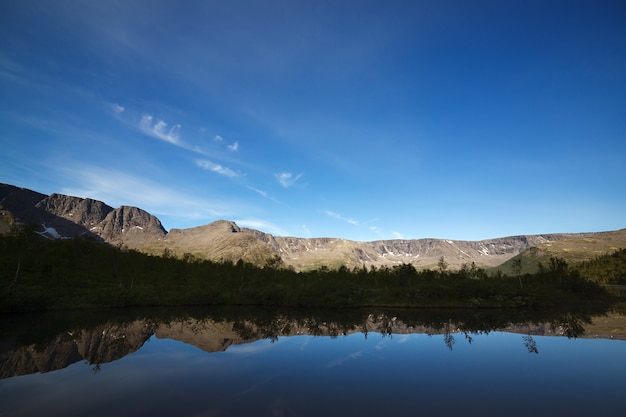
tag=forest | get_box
[0,226,621,312]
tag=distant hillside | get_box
[2,182,624,271]
[265,234,569,271]
[495,230,626,275]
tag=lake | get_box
[1,307,625,416]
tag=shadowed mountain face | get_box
[0,184,166,247]
[1,183,624,270]
[36,193,114,231]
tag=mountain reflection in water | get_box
[2,306,626,417]
[1,306,624,379]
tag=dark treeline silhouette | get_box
[574,248,626,284]
[0,226,617,312]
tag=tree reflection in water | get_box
[0,303,616,379]
[522,335,539,354]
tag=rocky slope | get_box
[1,183,166,247]
[2,183,624,270]
[269,234,569,270]
[162,221,277,264]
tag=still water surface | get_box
[1,307,625,416]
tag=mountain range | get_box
[2,183,625,271]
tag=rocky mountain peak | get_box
[215,220,241,233]
[96,205,167,244]
[0,183,166,246]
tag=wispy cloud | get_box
[325,210,359,226]
[247,186,281,204]
[55,165,235,224]
[212,134,239,151]
[111,103,125,116]
[248,186,269,199]
[275,171,302,188]
[370,225,403,240]
[370,226,383,235]
[234,218,289,236]
[228,342,275,355]
[325,351,363,368]
[116,107,244,178]
[139,114,182,145]
[302,224,311,236]
[196,160,239,177]
[118,108,210,156]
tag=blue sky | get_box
[1,0,624,241]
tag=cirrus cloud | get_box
[234,218,289,236]
[196,159,239,177]
[111,103,125,116]
[139,114,182,145]
[324,210,359,226]
[275,171,302,188]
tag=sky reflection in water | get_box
[1,330,625,417]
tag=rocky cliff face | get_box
[1,184,101,239]
[363,235,563,268]
[0,184,166,247]
[94,205,167,245]
[35,193,114,229]
[257,233,573,270]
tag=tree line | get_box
[574,248,626,284]
[0,226,617,312]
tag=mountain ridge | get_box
[2,182,624,271]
